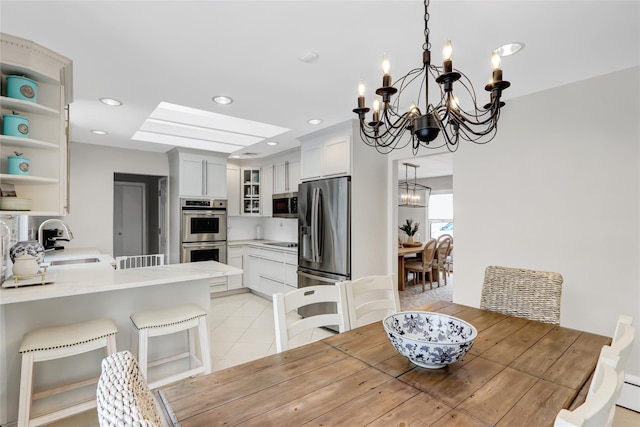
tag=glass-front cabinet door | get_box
[242,168,260,215]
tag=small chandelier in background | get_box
[353,0,516,155]
[399,162,431,208]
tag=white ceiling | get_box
[1,1,638,165]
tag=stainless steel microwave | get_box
[272,192,298,218]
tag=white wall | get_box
[454,68,639,381]
[65,143,169,255]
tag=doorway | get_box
[395,153,454,305]
[113,173,167,258]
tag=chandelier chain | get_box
[423,0,431,51]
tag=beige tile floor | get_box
[44,291,640,426]
[208,291,335,371]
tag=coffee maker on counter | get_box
[43,228,69,250]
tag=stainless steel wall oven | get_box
[180,198,227,263]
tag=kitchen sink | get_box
[264,242,298,248]
[48,257,101,266]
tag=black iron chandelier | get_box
[352,0,511,154]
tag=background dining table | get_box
[397,242,426,290]
[159,301,610,426]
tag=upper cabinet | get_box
[0,33,73,215]
[241,168,261,215]
[226,165,241,216]
[300,130,350,181]
[274,160,300,194]
[169,149,227,199]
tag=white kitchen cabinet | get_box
[241,168,261,215]
[227,245,244,290]
[0,33,73,215]
[170,150,227,199]
[226,166,241,216]
[246,245,296,296]
[300,131,350,181]
[274,160,300,194]
[300,139,323,180]
[261,165,273,217]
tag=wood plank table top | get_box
[160,301,610,427]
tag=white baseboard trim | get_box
[618,373,640,412]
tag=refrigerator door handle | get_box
[298,270,339,284]
[311,187,322,263]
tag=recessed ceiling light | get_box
[307,118,323,125]
[494,42,525,57]
[99,98,122,106]
[266,141,279,146]
[91,129,108,135]
[213,95,233,105]
[299,51,319,63]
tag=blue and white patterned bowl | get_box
[9,240,45,265]
[383,312,477,369]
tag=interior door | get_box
[113,181,146,257]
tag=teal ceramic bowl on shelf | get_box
[6,75,38,103]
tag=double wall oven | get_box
[180,198,227,264]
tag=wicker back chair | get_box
[480,265,563,325]
[404,239,437,291]
[97,350,163,427]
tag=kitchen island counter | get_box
[0,260,240,425]
[0,260,241,305]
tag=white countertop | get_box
[0,260,242,305]
[228,239,298,253]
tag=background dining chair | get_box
[480,265,563,325]
[432,235,452,287]
[404,239,437,291]
[273,283,349,353]
[96,350,165,427]
[343,275,400,328]
[554,352,619,427]
[438,234,453,277]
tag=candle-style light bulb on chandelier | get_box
[352,0,512,154]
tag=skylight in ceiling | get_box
[132,102,289,153]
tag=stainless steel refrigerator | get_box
[297,176,350,326]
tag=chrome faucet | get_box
[38,219,74,248]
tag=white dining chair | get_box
[273,283,349,353]
[96,350,167,427]
[609,315,634,371]
[588,315,634,402]
[343,275,400,328]
[554,352,620,427]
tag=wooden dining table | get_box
[397,242,426,291]
[159,301,610,426]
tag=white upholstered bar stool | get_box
[17,318,118,427]
[129,303,211,390]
